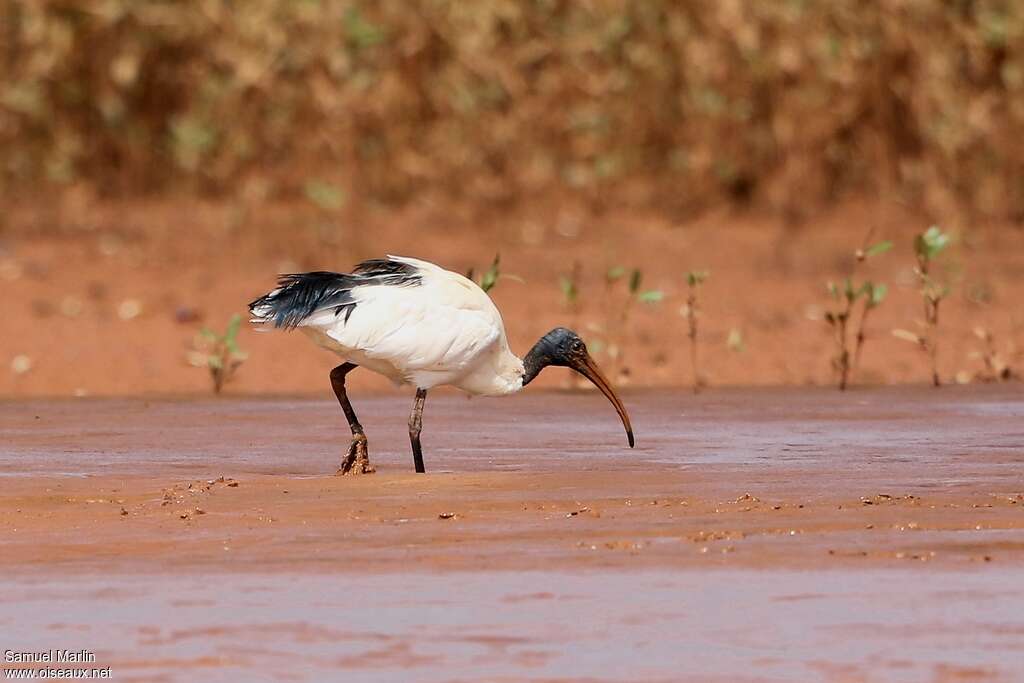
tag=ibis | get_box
[249,255,634,474]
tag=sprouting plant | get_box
[600,266,663,382]
[188,314,248,394]
[626,268,665,309]
[893,226,950,387]
[559,261,582,314]
[824,234,891,390]
[467,253,522,294]
[681,270,709,393]
[476,253,501,293]
[556,262,589,389]
[968,327,1015,382]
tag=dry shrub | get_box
[2,1,1023,222]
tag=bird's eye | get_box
[571,340,584,352]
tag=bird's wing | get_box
[249,257,422,329]
[298,257,507,383]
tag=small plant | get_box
[557,262,589,390]
[893,226,950,387]
[601,266,663,383]
[188,314,248,394]
[824,234,891,390]
[681,270,709,393]
[558,261,582,315]
[968,327,1015,382]
[468,253,522,294]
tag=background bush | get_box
[2,0,1023,221]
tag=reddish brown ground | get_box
[5,468,1022,574]
[1,196,1022,397]
[1,388,1023,680]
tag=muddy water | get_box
[2,385,1023,480]
[1,386,1023,682]
[4,569,1022,683]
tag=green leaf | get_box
[559,275,578,303]
[344,7,386,50]
[869,283,888,307]
[864,240,893,257]
[225,314,242,344]
[606,266,626,281]
[637,290,663,303]
[916,226,950,260]
[478,253,500,293]
[913,234,927,260]
[628,269,642,294]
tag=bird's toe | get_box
[337,435,375,476]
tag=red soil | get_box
[1,196,1022,398]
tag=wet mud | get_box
[1,386,1023,681]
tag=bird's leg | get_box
[330,363,374,475]
[408,388,428,474]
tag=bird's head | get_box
[522,327,634,448]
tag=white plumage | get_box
[252,255,525,395]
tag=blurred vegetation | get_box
[3,1,1024,220]
[187,313,247,394]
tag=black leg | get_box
[330,363,374,475]
[408,388,428,473]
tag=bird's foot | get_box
[337,434,375,475]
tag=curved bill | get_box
[569,353,635,448]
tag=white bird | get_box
[249,255,633,474]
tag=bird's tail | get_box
[248,272,356,330]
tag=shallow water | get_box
[3,568,1022,683]
[2,385,1022,479]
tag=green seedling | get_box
[476,253,501,293]
[558,262,588,389]
[188,313,248,394]
[681,270,709,393]
[824,234,891,390]
[559,261,582,314]
[467,253,522,294]
[893,226,950,386]
[600,266,663,383]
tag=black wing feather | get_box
[248,258,421,330]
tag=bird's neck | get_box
[457,335,555,396]
[522,334,556,387]
[454,348,527,396]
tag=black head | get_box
[523,327,587,378]
[522,327,634,448]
